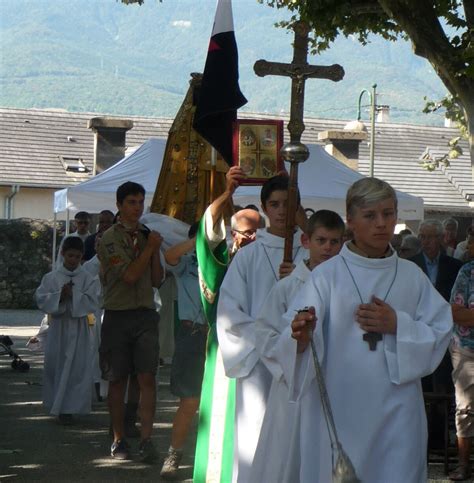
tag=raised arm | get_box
[209,166,245,227]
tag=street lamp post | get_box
[357,83,377,177]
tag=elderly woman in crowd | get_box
[449,233,474,481]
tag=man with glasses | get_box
[410,219,463,450]
[410,220,462,301]
[229,210,260,257]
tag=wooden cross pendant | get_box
[363,332,383,351]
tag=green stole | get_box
[193,216,235,483]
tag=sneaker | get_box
[110,439,130,460]
[138,438,157,463]
[449,465,471,481]
[160,447,183,479]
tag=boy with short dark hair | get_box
[97,180,164,462]
[36,236,100,425]
[216,174,308,482]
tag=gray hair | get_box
[346,177,398,217]
[231,209,261,231]
[401,234,421,251]
[442,217,458,230]
[419,219,444,237]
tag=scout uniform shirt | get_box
[97,223,155,310]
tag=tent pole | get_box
[66,209,70,236]
[52,212,57,270]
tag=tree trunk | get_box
[465,104,474,180]
[377,0,474,179]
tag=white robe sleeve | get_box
[217,251,259,378]
[204,205,226,253]
[70,274,101,318]
[383,273,453,384]
[35,273,67,316]
[255,280,299,384]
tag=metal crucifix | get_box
[254,21,344,263]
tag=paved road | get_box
[0,311,455,482]
[1,310,194,482]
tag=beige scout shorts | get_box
[451,345,474,438]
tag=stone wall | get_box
[0,219,63,309]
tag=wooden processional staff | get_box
[254,21,344,263]
[254,22,360,483]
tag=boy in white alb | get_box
[251,210,344,481]
[36,236,100,424]
[217,175,308,482]
[271,178,453,483]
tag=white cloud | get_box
[172,20,192,28]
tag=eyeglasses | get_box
[233,229,257,238]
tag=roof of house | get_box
[1,107,472,214]
[0,108,173,189]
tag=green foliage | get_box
[423,95,468,139]
[421,94,467,170]
[260,0,402,53]
[260,0,473,167]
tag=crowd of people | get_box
[32,169,473,482]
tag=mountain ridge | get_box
[0,0,448,125]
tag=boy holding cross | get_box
[269,177,452,483]
[217,174,307,482]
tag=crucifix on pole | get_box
[254,21,344,263]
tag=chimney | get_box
[444,116,456,128]
[87,117,134,174]
[318,126,367,171]
[376,105,390,123]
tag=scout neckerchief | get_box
[118,222,150,259]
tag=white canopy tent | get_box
[234,145,423,221]
[54,137,423,220]
[54,138,167,215]
[52,137,423,262]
